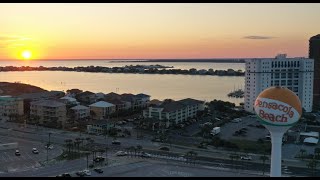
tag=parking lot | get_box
[219,115,269,141]
[0,135,63,173]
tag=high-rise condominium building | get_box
[244,54,314,113]
[309,34,320,106]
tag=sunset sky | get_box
[0,3,320,60]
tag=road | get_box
[0,121,318,177]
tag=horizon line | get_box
[0,57,279,61]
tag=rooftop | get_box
[60,96,77,102]
[155,98,204,112]
[31,100,66,107]
[71,105,89,110]
[89,101,115,108]
[18,91,65,100]
[77,91,95,97]
[136,93,150,98]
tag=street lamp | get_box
[46,132,52,163]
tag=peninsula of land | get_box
[0,65,245,76]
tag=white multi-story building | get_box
[143,98,205,127]
[70,105,90,121]
[30,100,67,128]
[0,96,24,122]
[244,54,314,113]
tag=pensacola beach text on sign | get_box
[254,97,300,126]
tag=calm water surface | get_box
[0,71,244,104]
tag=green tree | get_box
[64,139,73,155]
[314,148,320,159]
[136,145,143,156]
[307,157,318,176]
[229,153,240,169]
[300,149,307,160]
[259,154,269,175]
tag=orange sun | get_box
[22,50,32,60]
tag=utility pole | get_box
[105,127,108,165]
[46,132,52,163]
[86,153,89,169]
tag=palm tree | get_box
[229,153,240,169]
[74,139,81,158]
[201,125,211,143]
[307,157,318,176]
[185,151,197,165]
[85,151,91,169]
[136,145,142,157]
[314,148,320,159]
[300,149,307,160]
[64,139,73,155]
[85,137,91,146]
[128,146,137,157]
[259,154,269,175]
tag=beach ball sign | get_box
[254,86,302,126]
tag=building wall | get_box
[87,124,108,134]
[309,35,320,106]
[90,106,116,120]
[0,97,24,121]
[244,55,314,113]
[143,102,204,126]
[73,108,90,120]
[30,103,67,128]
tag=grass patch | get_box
[229,139,271,154]
[56,150,89,161]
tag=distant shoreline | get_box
[0,65,245,77]
[0,59,247,63]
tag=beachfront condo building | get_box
[309,34,320,106]
[70,105,90,121]
[89,101,116,120]
[30,100,67,128]
[143,98,205,127]
[0,96,24,122]
[244,54,314,113]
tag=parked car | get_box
[15,149,21,156]
[240,155,252,160]
[82,169,91,176]
[60,173,71,177]
[231,118,242,123]
[140,152,152,158]
[127,119,134,122]
[45,144,54,150]
[115,151,127,156]
[32,148,39,154]
[94,156,105,162]
[112,140,121,145]
[76,171,85,177]
[94,168,103,174]
[159,147,170,151]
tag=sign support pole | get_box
[270,131,284,177]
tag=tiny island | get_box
[0,64,245,76]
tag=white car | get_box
[32,148,39,154]
[82,169,91,176]
[115,151,127,156]
[45,144,54,150]
[140,152,152,158]
[240,155,252,160]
